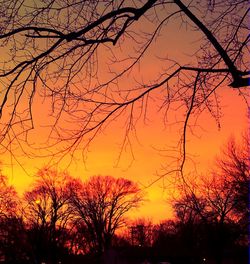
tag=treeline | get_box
[0,137,249,264]
[0,173,143,264]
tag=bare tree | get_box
[130,218,153,247]
[67,175,143,255]
[0,0,248,169]
[172,135,249,264]
[0,171,23,262]
[0,172,18,219]
[23,167,72,264]
[215,135,249,223]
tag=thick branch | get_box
[174,0,249,88]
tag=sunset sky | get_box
[1,84,248,223]
[0,0,248,224]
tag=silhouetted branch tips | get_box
[0,0,248,174]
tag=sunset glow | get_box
[2,84,248,222]
[0,1,248,263]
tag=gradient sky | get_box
[2,85,248,223]
[0,1,248,223]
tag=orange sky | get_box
[2,84,248,223]
[0,3,248,223]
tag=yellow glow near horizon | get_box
[1,84,248,223]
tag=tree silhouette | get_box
[130,218,153,247]
[0,173,18,219]
[0,0,248,165]
[215,135,249,225]
[67,175,143,256]
[0,172,26,263]
[214,135,249,250]
[23,167,72,264]
[152,220,179,261]
[172,136,249,264]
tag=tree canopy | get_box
[67,175,143,254]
